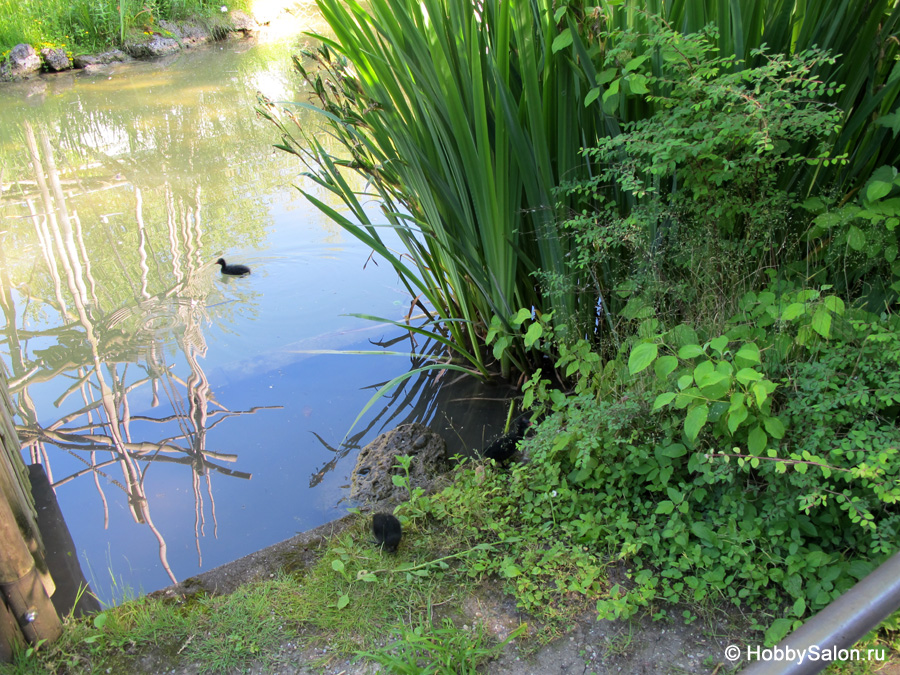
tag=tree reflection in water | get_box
[3,123,280,583]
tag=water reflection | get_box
[5,120,288,583]
[0,37,513,604]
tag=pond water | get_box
[0,31,514,605]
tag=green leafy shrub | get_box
[555,23,847,334]
[516,291,900,643]
[801,165,900,310]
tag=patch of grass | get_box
[293,515,480,653]
[183,575,306,673]
[355,617,525,675]
[0,510,524,674]
[823,623,900,674]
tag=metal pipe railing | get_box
[741,548,900,674]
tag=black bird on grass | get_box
[482,414,532,464]
[372,512,402,553]
[215,258,251,276]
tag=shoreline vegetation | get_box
[0,0,255,55]
[0,0,315,82]
[2,0,900,672]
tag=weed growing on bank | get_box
[2,450,897,674]
[0,0,251,55]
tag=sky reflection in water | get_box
[0,35,510,605]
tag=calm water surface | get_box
[0,35,510,604]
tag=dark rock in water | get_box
[73,50,132,69]
[350,422,447,507]
[158,19,211,49]
[0,44,42,81]
[372,513,402,553]
[482,414,532,464]
[124,35,181,59]
[216,258,251,276]
[40,48,72,72]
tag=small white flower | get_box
[551,490,557,497]
[220,5,227,11]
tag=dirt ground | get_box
[140,516,876,675]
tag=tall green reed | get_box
[260,0,609,378]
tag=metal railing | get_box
[742,548,900,674]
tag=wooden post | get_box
[0,490,62,648]
[0,363,62,659]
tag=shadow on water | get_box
[0,38,516,604]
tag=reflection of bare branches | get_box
[306,431,342,488]
[6,123,273,588]
[305,334,448,489]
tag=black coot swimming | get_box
[216,258,251,276]
[482,414,532,464]
[372,513,402,553]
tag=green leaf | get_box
[654,355,678,379]
[801,197,825,211]
[659,443,687,458]
[699,374,731,400]
[603,77,622,103]
[656,500,675,514]
[678,344,704,359]
[684,404,709,442]
[876,112,900,137]
[524,321,543,347]
[691,522,714,542]
[692,360,716,386]
[628,73,649,94]
[734,343,761,367]
[751,382,770,408]
[337,593,350,610]
[866,181,893,202]
[708,335,729,355]
[748,426,767,455]
[781,303,807,321]
[502,564,522,578]
[332,560,345,573]
[512,308,532,326]
[727,404,748,434]
[763,416,786,439]
[847,225,866,251]
[653,392,677,410]
[811,307,832,338]
[597,67,617,85]
[728,405,748,434]
[823,295,845,315]
[736,368,762,385]
[551,28,573,53]
[764,618,794,646]
[624,54,650,72]
[492,335,512,360]
[628,342,658,375]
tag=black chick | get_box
[216,258,251,276]
[372,512,402,553]
[482,414,532,464]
